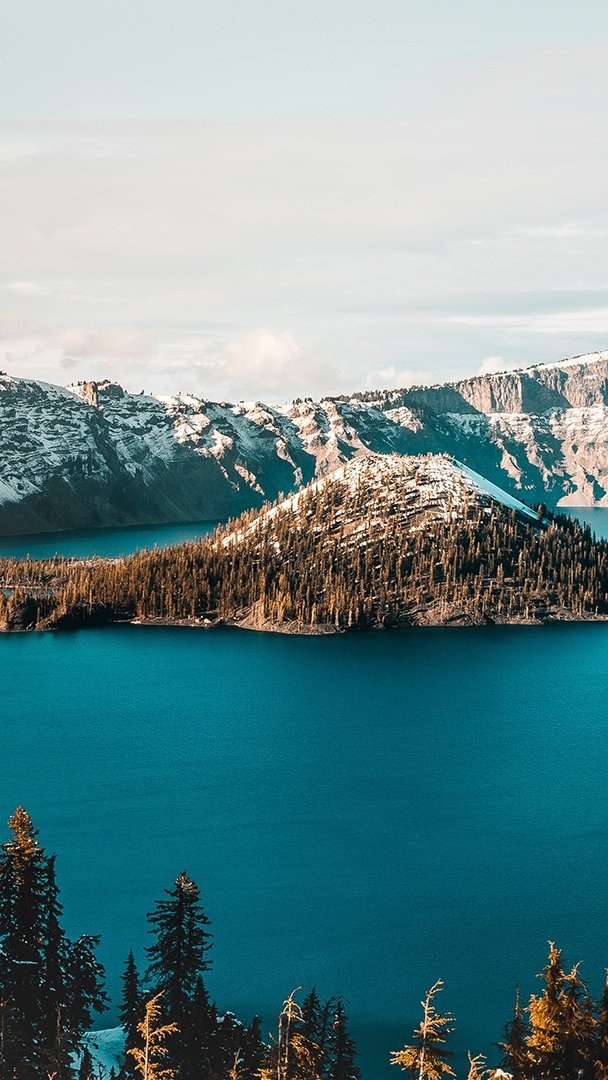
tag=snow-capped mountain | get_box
[2,350,608,534]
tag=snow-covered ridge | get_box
[223,453,539,553]
[1,349,608,535]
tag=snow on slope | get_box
[223,452,538,554]
[3,350,608,534]
[456,462,539,519]
[78,1027,125,1073]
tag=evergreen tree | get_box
[0,808,106,1078]
[259,989,324,1080]
[64,935,108,1039]
[326,998,360,1080]
[78,1044,95,1080]
[128,993,178,1080]
[595,971,608,1078]
[240,1015,265,1079]
[497,990,529,1080]
[526,943,596,1080]
[301,990,334,1064]
[145,872,213,1077]
[0,806,48,1075]
[390,980,455,1079]
[187,976,217,1079]
[120,950,143,1075]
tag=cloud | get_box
[364,365,433,390]
[54,325,153,362]
[5,281,50,297]
[451,309,608,336]
[190,330,335,402]
[0,325,337,402]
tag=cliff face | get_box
[2,351,608,534]
[399,353,608,414]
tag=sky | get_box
[2,0,608,401]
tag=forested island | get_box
[2,806,608,1080]
[0,455,608,634]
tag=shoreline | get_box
[4,609,608,635]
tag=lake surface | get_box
[0,520,218,560]
[2,509,608,1077]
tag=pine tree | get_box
[595,971,608,1078]
[64,934,108,1040]
[0,808,106,1078]
[0,806,48,1073]
[128,993,178,1080]
[301,990,334,1065]
[326,998,360,1080]
[188,975,218,1079]
[120,950,143,1075]
[79,1044,95,1080]
[240,1014,265,1079]
[145,872,213,1077]
[390,980,456,1079]
[526,942,596,1079]
[497,990,529,1079]
[259,989,324,1080]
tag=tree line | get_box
[4,808,608,1079]
[1,466,608,631]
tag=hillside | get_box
[1,453,607,632]
[2,351,608,535]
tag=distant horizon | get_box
[3,342,608,405]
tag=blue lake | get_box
[1,509,608,1077]
[0,520,218,560]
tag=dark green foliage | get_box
[119,950,143,1075]
[497,990,529,1079]
[78,1045,94,1080]
[326,999,360,1080]
[301,989,334,1060]
[0,808,106,1078]
[145,872,213,1078]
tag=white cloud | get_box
[55,325,153,362]
[364,366,433,390]
[451,309,608,336]
[5,281,50,297]
[0,326,336,402]
[189,330,335,402]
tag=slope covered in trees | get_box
[0,454,608,632]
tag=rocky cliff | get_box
[2,350,608,534]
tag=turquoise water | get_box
[1,508,608,1077]
[3,624,608,1076]
[0,520,218,559]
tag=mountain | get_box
[1,350,608,534]
[2,452,607,631]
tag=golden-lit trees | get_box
[390,980,455,1080]
[128,992,178,1080]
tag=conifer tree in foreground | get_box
[120,950,144,1075]
[525,942,596,1079]
[259,989,324,1080]
[128,992,177,1080]
[497,989,529,1079]
[390,979,455,1079]
[326,997,361,1080]
[595,971,608,1079]
[145,872,212,1078]
[0,807,106,1078]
